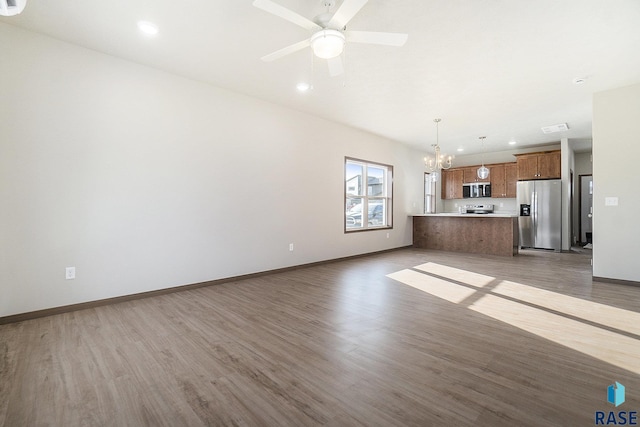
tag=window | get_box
[424,172,436,213]
[345,157,393,232]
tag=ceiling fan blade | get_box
[345,31,408,46]
[260,39,311,62]
[252,0,321,31]
[327,0,368,29]
[327,56,344,77]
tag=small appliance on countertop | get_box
[463,204,494,214]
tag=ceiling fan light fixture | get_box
[0,0,26,16]
[310,30,345,59]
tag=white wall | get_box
[592,83,640,282]
[0,24,425,317]
[574,152,593,176]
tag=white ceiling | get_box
[2,0,640,156]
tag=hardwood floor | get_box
[1,248,639,426]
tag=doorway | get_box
[579,174,593,246]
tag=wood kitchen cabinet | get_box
[490,164,506,197]
[463,167,490,183]
[537,151,561,178]
[515,150,561,180]
[413,215,518,256]
[441,161,518,199]
[441,169,463,199]
[490,163,518,198]
[505,163,517,197]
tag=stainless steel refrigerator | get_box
[517,179,562,251]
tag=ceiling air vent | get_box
[541,123,569,134]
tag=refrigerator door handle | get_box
[532,191,537,242]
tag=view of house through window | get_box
[345,158,393,231]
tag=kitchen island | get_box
[413,213,519,256]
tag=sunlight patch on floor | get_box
[386,269,477,304]
[414,262,496,288]
[492,280,640,336]
[387,264,640,375]
[469,293,640,374]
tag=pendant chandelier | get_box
[424,118,453,180]
[477,136,489,179]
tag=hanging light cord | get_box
[477,136,489,179]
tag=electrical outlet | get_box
[65,267,76,280]
[289,243,294,252]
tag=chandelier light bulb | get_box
[424,118,453,175]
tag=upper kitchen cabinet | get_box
[537,151,561,178]
[442,162,517,199]
[463,167,490,183]
[515,150,561,180]
[441,168,464,199]
[489,163,518,198]
[505,163,517,197]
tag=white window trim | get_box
[345,157,393,233]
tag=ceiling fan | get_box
[0,0,27,16]
[252,0,408,77]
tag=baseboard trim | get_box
[593,276,640,287]
[0,246,412,325]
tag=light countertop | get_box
[412,213,518,218]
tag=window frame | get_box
[344,157,393,233]
[424,172,436,213]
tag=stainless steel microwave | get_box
[463,183,491,198]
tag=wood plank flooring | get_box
[1,248,639,426]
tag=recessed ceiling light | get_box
[456,148,464,152]
[509,140,517,145]
[296,82,311,92]
[137,21,159,36]
[573,77,588,85]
